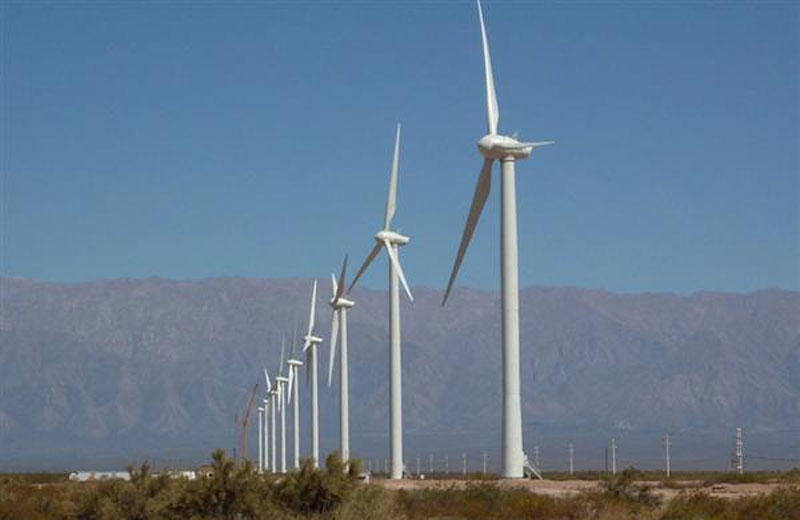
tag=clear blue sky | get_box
[2,1,798,294]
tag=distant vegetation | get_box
[1,455,799,519]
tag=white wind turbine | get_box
[349,124,413,480]
[327,255,354,465]
[274,338,289,473]
[286,326,303,470]
[442,0,554,479]
[301,280,323,468]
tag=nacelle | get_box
[375,229,410,245]
[477,134,532,160]
[330,296,355,309]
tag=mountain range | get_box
[1,277,798,472]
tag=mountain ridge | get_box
[0,277,797,471]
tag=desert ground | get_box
[376,477,788,501]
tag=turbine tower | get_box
[257,406,264,473]
[269,385,277,471]
[263,366,277,472]
[262,396,270,471]
[350,124,414,480]
[442,0,554,479]
[287,326,303,470]
[275,338,289,473]
[328,255,354,465]
[301,280,323,468]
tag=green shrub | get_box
[275,452,359,515]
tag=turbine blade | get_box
[331,273,338,298]
[384,124,401,230]
[279,337,286,375]
[335,254,348,300]
[478,0,499,135]
[290,320,298,357]
[443,158,493,305]
[287,367,294,404]
[264,367,272,393]
[383,240,414,302]
[328,310,339,387]
[306,279,317,340]
[349,242,382,293]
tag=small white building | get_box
[69,471,131,482]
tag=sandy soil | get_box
[375,478,790,500]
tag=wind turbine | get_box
[301,280,323,468]
[262,367,272,471]
[286,325,303,470]
[327,255,354,465]
[274,338,289,473]
[442,0,554,478]
[349,124,414,480]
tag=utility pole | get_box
[569,444,574,476]
[445,453,449,475]
[417,454,421,475]
[533,445,540,469]
[462,452,467,476]
[368,460,372,473]
[384,459,389,475]
[429,454,434,474]
[663,435,672,478]
[611,438,617,475]
[735,427,744,475]
[483,450,488,476]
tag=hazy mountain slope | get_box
[0,277,797,470]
